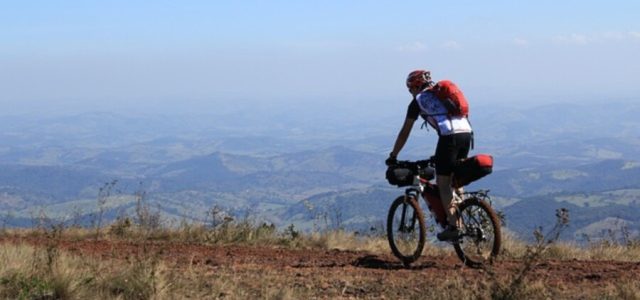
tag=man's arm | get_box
[390,117,416,158]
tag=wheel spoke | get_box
[387,196,426,265]
[453,197,501,268]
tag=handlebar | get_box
[386,158,436,183]
[392,158,434,171]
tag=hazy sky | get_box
[1,1,639,114]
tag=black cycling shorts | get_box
[434,132,472,176]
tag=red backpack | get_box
[432,80,469,117]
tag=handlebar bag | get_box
[385,165,415,187]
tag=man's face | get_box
[408,86,421,98]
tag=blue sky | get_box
[1,1,639,114]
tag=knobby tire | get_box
[387,195,426,266]
[453,196,502,268]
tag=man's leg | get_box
[434,133,471,241]
[454,186,464,204]
[437,175,459,227]
[452,132,472,204]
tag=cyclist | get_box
[386,70,473,241]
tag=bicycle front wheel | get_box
[387,195,426,266]
[453,197,501,268]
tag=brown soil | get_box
[2,235,639,298]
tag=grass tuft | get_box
[1,206,639,299]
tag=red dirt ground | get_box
[2,235,639,297]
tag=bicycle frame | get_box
[395,159,493,229]
[402,165,450,228]
[405,174,495,234]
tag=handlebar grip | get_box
[416,159,433,168]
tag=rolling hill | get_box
[1,101,639,241]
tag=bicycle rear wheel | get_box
[453,197,501,268]
[387,195,426,266]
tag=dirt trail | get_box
[3,235,638,289]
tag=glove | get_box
[385,154,398,166]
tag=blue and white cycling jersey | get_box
[415,90,472,136]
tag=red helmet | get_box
[406,70,432,90]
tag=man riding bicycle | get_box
[386,70,473,241]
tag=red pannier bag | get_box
[452,154,493,188]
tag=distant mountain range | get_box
[483,159,640,197]
[1,101,639,241]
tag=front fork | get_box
[399,189,420,233]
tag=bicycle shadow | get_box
[352,255,437,270]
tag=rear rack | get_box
[464,189,491,200]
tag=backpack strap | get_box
[468,117,474,150]
[470,131,475,150]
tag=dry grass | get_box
[6,239,635,300]
[501,229,640,262]
[2,228,640,299]
[0,242,170,299]
[0,241,316,300]
[583,241,640,261]
[600,280,640,300]
[2,208,640,299]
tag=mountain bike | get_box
[386,158,501,268]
